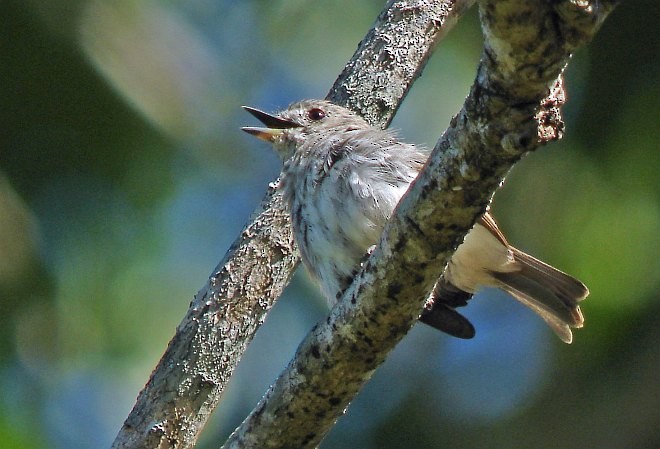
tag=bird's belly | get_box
[288,162,411,305]
[293,197,384,305]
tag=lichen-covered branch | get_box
[220,1,618,448]
[110,1,469,448]
[329,0,474,126]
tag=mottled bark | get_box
[110,1,470,448]
[221,1,617,448]
[329,0,474,126]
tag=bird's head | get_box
[242,100,369,160]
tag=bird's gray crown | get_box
[275,100,369,131]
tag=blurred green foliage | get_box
[1,1,658,448]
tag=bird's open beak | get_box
[241,106,300,142]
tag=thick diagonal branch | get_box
[221,1,617,448]
[110,2,470,448]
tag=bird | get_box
[242,99,588,343]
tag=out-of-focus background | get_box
[1,1,658,448]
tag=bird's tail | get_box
[493,247,589,343]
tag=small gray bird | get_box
[243,99,588,343]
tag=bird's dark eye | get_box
[307,108,326,121]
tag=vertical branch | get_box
[328,0,475,126]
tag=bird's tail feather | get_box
[494,247,589,344]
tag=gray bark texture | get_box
[110,1,471,448]
[220,0,617,448]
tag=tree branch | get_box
[110,1,471,448]
[328,0,474,126]
[220,1,618,448]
